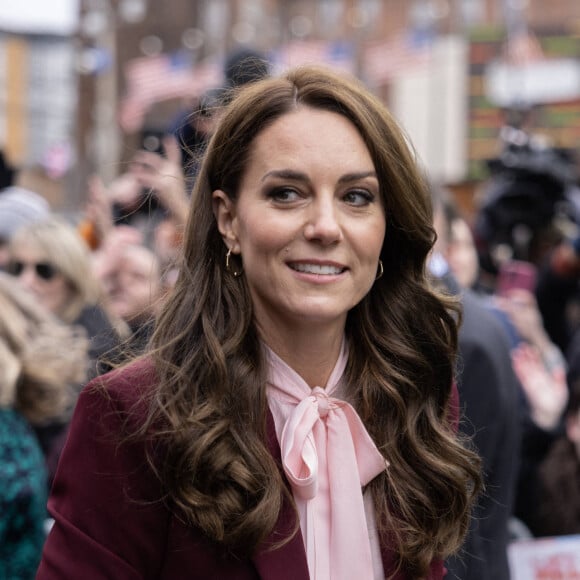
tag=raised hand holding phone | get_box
[496,260,538,296]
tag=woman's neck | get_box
[258,321,345,388]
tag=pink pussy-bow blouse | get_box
[266,340,387,580]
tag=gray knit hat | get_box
[0,187,50,242]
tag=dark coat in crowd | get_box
[446,288,521,580]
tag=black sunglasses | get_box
[7,260,58,281]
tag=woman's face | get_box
[447,218,479,289]
[214,106,386,341]
[8,241,72,317]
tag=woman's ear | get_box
[212,190,240,253]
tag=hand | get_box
[129,136,189,226]
[511,343,569,430]
[107,172,143,210]
[494,289,551,353]
[85,175,114,243]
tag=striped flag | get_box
[363,34,431,86]
[118,51,221,133]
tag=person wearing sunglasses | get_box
[7,216,127,480]
[6,258,69,314]
[8,216,125,360]
[7,260,56,279]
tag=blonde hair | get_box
[9,216,101,324]
[0,272,88,424]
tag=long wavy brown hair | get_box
[142,66,481,577]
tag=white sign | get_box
[486,59,580,106]
[508,535,580,580]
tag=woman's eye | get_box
[344,190,375,206]
[268,187,300,203]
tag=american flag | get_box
[118,51,221,133]
[362,34,431,87]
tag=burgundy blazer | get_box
[37,358,448,579]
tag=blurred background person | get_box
[473,126,580,352]
[535,233,580,357]
[79,135,189,258]
[171,47,271,186]
[169,86,227,188]
[222,47,271,93]
[473,123,580,279]
[514,365,580,537]
[82,169,179,307]
[6,216,126,472]
[93,229,163,361]
[430,181,521,580]
[0,272,87,579]
[436,182,574,548]
[7,217,125,375]
[440,195,484,293]
[127,134,190,255]
[0,187,50,270]
[506,319,570,538]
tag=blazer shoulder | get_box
[84,356,157,407]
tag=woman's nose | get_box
[18,266,37,288]
[304,198,342,245]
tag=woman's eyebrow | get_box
[337,171,378,184]
[260,170,377,183]
[261,169,308,183]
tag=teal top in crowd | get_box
[0,408,47,580]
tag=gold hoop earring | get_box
[375,260,384,281]
[225,249,243,277]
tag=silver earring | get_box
[375,260,384,281]
[225,249,243,277]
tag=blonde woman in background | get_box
[0,273,87,580]
[7,216,127,472]
[7,216,127,376]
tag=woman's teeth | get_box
[290,263,344,275]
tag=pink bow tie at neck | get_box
[266,343,387,580]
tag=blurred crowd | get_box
[1,49,580,579]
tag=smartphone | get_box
[496,260,537,296]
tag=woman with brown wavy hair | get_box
[38,66,480,579]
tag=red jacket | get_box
[37,358,448,579]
